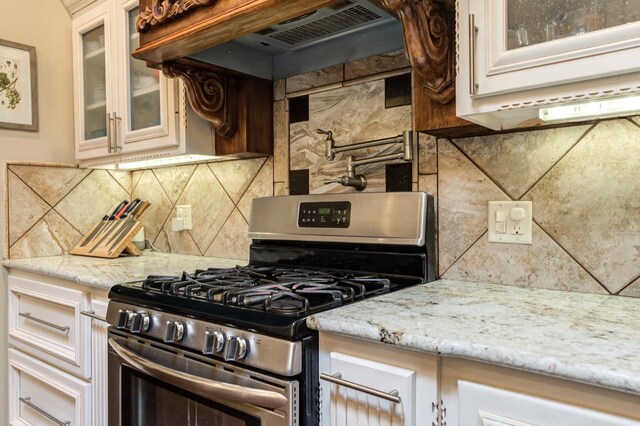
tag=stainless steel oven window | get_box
[108,330,299,426]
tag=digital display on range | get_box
[298,201,351,228]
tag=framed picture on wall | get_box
[0,39,38,131]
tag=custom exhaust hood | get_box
[188,0,405,81]
[132,0,456,139]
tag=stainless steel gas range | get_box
[106,192,435,426]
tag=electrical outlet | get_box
[488,201,532,244]
[176,205,193,230]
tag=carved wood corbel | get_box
[377,0,456,104]
[137,0,215,32]
[162,60,237,138]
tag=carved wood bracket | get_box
[137,0,215,32]
[379,0,456,104]
[163,61,237,138]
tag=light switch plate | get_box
[176,205,193,230]
[488,201,532,244]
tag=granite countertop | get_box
[2,251,244,289]
[307,279,640,395]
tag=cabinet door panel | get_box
[9,349,91,426]
[328,352,415,426]
[8,275,92,379]
[458,380,640,426]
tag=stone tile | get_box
[286,64,343,94]
[131,170,174,243]
[273,99,288,183]
[418,134,437,174]
[153,208,202,256]
[274,79,285,101]
[418,174,437,210]
[131,170,144,192]
[274,182,287,196]
[205,209,250,261]
[9,165,90,206]
[176,164,235,253]
[443,224,607,294]
[10,210,82,259]
[108,170,132,194]
[238,158,274,223]
[209,158,266,204]
[289,79,411,193]
[344,49,410,80]
[152,164,197,204]
[438,139,509,276]
[8,171,51,246]
[619,277,640,297]
[53,170,128,235]
[524,119,640,294]
[452,125,590,199]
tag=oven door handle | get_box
[108,338,289,409]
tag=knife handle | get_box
[121,198,141,218]
[108,200,128,220]
[133,201,150,220]
[114,202,131,219]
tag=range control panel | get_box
[298,201,351,228]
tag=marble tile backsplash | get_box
[5,49,640,298]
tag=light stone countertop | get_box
[2,251,244,289]
[307,279,640,395]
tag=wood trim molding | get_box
[137,0,216,32]
[378,0,456,104]
[162,60,237,137]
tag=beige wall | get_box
[0,0,75,423]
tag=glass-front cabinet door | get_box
[73,0,179,162]
[73,2,116,159]
[465,0,640,97]
[117,0,178,154]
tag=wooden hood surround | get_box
[133,0,456,138]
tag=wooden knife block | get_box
[70,218,143,258]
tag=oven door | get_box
[108,330,298,426]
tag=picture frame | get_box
[0,39,38,131]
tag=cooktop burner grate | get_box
[138,265,396,316]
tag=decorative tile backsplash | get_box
[5,48,640,300]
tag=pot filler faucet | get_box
[317,129,414,191]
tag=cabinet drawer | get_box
[8,275,92,378]
[9,348,91,426]
[458,380,640,426]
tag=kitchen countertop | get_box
[2,251,244,289]
[307,279,640,395]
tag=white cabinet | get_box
[319,332,439,426]
[441,357,640,426]
[6,269,110,426]
[457,0,640,130]
[9,349,91,426]
[72,0,180,165]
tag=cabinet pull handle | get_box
[106,112,113,154]
[19,397,71,426]
[114,114,122,152]
[81,310,107,323]
[18,312,70,334]
[469,14,479,95]
[320,372,401,404]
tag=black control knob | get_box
[223,336,248,361]
[129,313,150,334]
[202,330,225,355]
[164,320,185,343]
